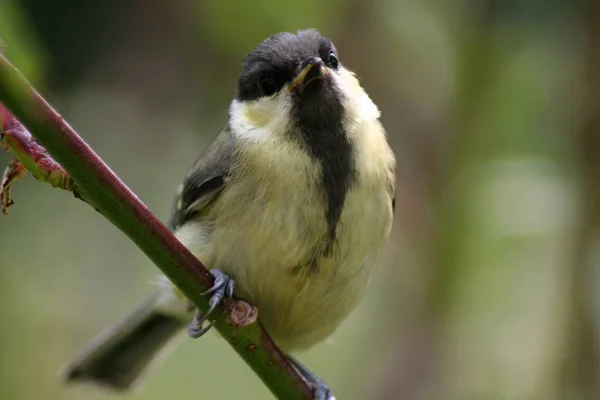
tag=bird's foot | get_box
[187,269,235,338]
[288,355,336,400]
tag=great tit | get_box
[62,29,396,400]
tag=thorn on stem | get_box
[230,299,259,328]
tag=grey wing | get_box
[168,125,237,230]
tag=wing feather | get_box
[168,125,237,230]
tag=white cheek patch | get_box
[336,68,380,123]
[229,92,293,143]
[230,71,379,143]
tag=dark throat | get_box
[293,92,355,254]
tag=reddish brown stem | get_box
[0,52,310,399]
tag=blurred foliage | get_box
[197,0,344,52]
[0,0,44,83]
[1,0,600,399]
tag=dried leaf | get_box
[1,158,26,214]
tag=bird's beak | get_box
[288,57,328,94]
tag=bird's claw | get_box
[311,377,336,400]
[288,355,336,400]
[187,269,235,339]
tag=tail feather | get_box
[61,293,187,391]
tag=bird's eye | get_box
[328,51,339,69]
[257,75,278,97]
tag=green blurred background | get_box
[1,0,599,399]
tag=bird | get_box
[61,29,396,400]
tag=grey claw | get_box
[226,279,235,299]
[311,377,335,400]
[287,355,335,400]
[201,275,225,296]
[187,269,234,339]
[313,385,327,400]
[188,309,214,338]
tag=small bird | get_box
[62,29,396,400]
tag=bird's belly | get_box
[203,184,393,352]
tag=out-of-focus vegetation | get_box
[1,0,599,399]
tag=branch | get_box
[0,106,78,212]
[0,52,311,399]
